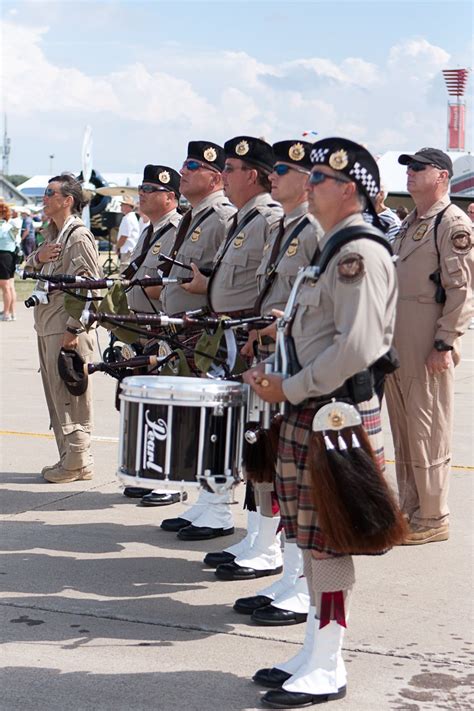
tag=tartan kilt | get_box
[275,394,385,555]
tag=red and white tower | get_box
[442,68,470,152]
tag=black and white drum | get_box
[118,376,248,493]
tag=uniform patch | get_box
[337,253,365,283]
[286,238,299,257]
[152,243,161,254]
[233,232,245,248]
[190,227,201,242]
[451,231,472,254]
[412,223,428,241]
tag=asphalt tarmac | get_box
[1,308,473,710]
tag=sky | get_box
[1,0,473,177]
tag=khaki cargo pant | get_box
[38,331,95,470]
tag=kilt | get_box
[275,394,385,555]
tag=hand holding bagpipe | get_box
[84,354,164,375]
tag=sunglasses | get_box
[407,161,443,172]
[222,164,252,174]
[273,164,309,177]
[308,170,350,185]
[138,184,169,193]
[44,187,60,197]
[182,159,219,172]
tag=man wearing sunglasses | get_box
[160,141,235,317]
[214,141,321,622]
[244,138,398,709]
[385,148,473,545]
[159,142,240,537]
[125,164,181,315]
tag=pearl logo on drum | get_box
[144,410,168,474]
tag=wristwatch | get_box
[434,340,453,352]
[66,326,84,336]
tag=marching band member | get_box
[246,138,400,708]
[159,141,237,535]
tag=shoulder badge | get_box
[235,140,250,156]
[152,243,161,254]
[328,149,349,171]
[289,143,305,161]
[451,231,472,254]
[190,226,202,242]
[412,223,428,241]
[233,232,245,248]
[203,147,217,163]
[159,170,170,184]
[337,252,365,284]
[286,238,299,257]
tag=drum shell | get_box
[117,376,247,490]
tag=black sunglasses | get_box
[407,161,443,172]
[138,184,169,193]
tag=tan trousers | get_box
[385,365,453,527]
[38,332,95,470]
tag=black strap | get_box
[311,224,392,273]
[122,222,174,280]
[255,216,310,314]
[207,207,260,311]
[432,204,451,265]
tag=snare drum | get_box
[118,376,248,493]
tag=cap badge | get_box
[190,227,202,242]
[329,149,349,171]
[235,140,250,156]
[159,170,171,184]
[289,143,305,161]
[412,224,428,241]
[203,147,217,163]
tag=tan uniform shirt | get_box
[26,216,101,336]
[282,213,397,405]
[126,209,181,313]
[256,202,322,314]
[391,194,473,351]
[160,191,235,315]
[208,192,283,313]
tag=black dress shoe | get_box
[140,491,188,507]
[203,551,236,568]
[123,486,152,498]
[233,595,273,615]
[215,562,283,581]
[160,517,192,532]
[252,667,291,689]
[177,525,235,541]
[252,605,308,626]
[261,686,347,708]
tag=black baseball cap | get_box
[398,148,453,177]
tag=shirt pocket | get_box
[223,250,250,287]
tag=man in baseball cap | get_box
[116,194,139,267]
[398,147,453,177]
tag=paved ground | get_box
[1,307,473,710]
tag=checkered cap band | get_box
[310,147,330,164]
[349,162,379,198]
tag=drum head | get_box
[119,375,247,407]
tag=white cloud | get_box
[0,18,463,172]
